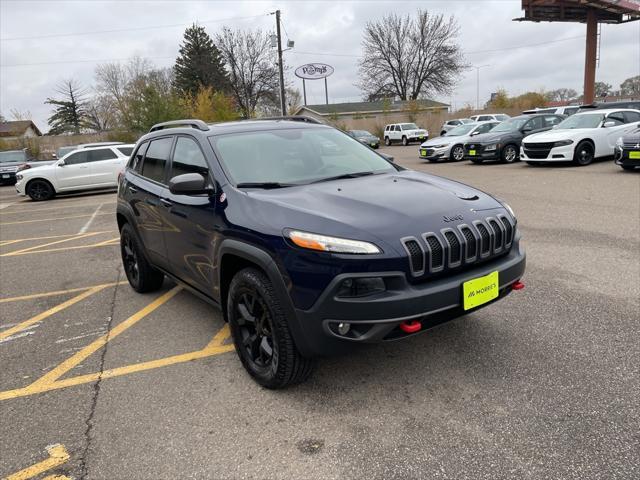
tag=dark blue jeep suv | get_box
[117,118,526,388]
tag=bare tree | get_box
[85,95,116,132]
[358,11,465,101]
[216,27,280,118]
[547,88,578,102]
[9,108,32,120]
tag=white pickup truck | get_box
[383,123,428,146]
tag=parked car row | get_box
[420,108,640,170]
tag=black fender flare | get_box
[217,239,314,357]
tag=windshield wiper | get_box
[309,171,378,184]
[236,182,297,189]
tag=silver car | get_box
[439,118,473,136]
[419,121,499,162]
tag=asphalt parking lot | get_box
[1,150,638,480]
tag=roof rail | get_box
[255,115,323,125]
[149,119,210,133]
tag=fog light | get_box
[336,277,386,297]
[337,322,351,335]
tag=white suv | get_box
[15,144,134,201]
[384,123,428,146]
[469,114,510,123]
[440,118,473,136]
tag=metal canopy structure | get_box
[515,0,640,104]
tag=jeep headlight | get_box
[500,200,516,220]
[485,143,498,151]
[553,139,574,147]
[286,230,381,254]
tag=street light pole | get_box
[472,64,490,110]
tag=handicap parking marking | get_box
[3,444,70,480]
[0,286,234,402]
[0,212,112,226]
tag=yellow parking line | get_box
[0,202,116,216]
[0,285,108,341]
[0,212,112,226]
[2,239,121,256]
[0,281,127,304]
[0,232,103,257]
[29,287,183,391]
[0,231,114,246]
[89,236,120,247]
[4,444,69,480]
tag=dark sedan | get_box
[615,126,640,171]
[348,130,380,149]
[464,114,565,164]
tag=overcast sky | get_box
[1,0,639,132]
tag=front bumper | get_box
[521,143,575,162]
[291,236,526,356]
[0,171,17,184]
[419,145,451,160]
[614,147,640,168]
[464,144,500,161]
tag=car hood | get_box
[356,135,379,142]
[0,161,25,172]
[225,170,505,255]
[466,131,512,144]
[523,129,590,143]
[421,137,456,147]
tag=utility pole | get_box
[472,64,490,110]
[275,10,286,115]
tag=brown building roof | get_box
[0,120,42,138]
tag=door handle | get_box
[160,198,173,208]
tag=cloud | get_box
[1,0,638,130]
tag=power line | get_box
[0,13,270,41]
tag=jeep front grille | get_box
[404,215,516,277]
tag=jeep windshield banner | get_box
[294,63,334,80]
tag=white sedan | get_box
[419,121,499,162]
[15,144,134,201]
[521,109,640,166]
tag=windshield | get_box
[350,130,372,137]
[447,124,476,136]
[495,114,510,121]
[400,123,419,130]
[57,146,78,158]
[491,117,528,132]
[556,113,604,129]
[0,151,26,163]
[460,119,473,124]
[209,128,396,186]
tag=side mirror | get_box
[470,131,480,136]
[169,173,212,195]
[602,121,616,128]
[57,160,65,166]
[52,153,57,159]
[380,152,394,163]
[521,128,532,134]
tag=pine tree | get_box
[45,79,89,135]
[174,24,230,97]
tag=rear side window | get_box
[476,123,496,134]
[141,137,173,183]
[64,150,89,165]
[543,115,562,127]
[88,149,118,162]
[623,111,640,123]
[129,142,148,173]
[607,112,625,125]
[170,137,209,178]
[117,147,134,157]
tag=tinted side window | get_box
[477,123,495,134]
[623,111,640,123]
[170,137,209,178]
[543,115,562,127]
[129,142,148,173]
[394,125,400,132]
[141,137,173,183]
[607,112,625,125]
[88,149,118,162]
[64,151,89,165]
[526,116,544,130]
[117,147,134,157]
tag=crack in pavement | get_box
[78,268,122,480]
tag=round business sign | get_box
[294,63,334,80]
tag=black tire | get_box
[384,137,390,146]
[573,141,594,166]
[621,165,637,171]
[401,136,408,146]
[26,179,55,201]
[427,158,439,163]
[120,223,164,293]
[526,161,541,166]
[450,145,465,162]
[501,144,519,163]
[440,131,447,136]
[470,158,484,164]
[227,268,314,389]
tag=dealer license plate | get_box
[469,150,476,156]
[2,174,10,179]
[420,149,427,156]
[629,151,640,160]
[463,271,499,311]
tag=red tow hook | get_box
[399,320,422,334]
[512,281,525,291]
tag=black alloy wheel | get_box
[573,141,594,166]
[121,229,140,289]
[235,289,276,370]
[27,180,54,201]
[119,223,164,293]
